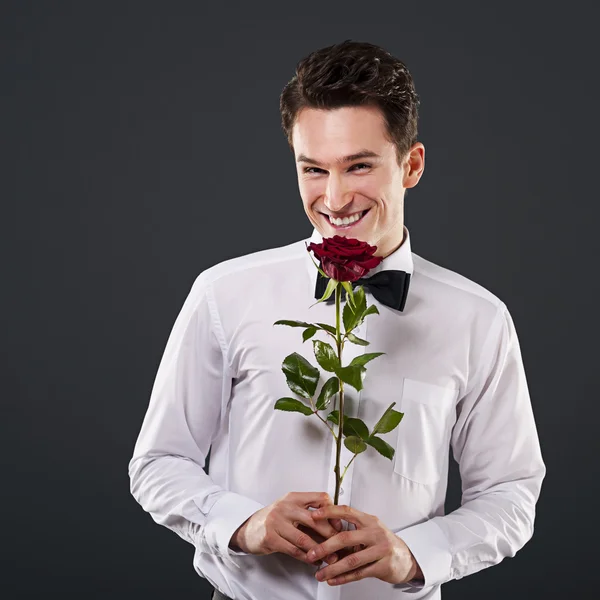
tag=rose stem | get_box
[333,282,344,506]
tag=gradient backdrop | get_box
[3,1,598,598]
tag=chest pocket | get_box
[393,378,458,485]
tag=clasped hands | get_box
[308,502,423,586]
[229,492,423,587]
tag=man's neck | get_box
[376,226,406,259]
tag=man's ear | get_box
[402,143,425,189]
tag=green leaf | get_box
[274,397,314,416]
[344,435,367,454]
[281,353,320,399]
[316,377,339,411]
[372,402,404,435]
[302,326,317,342]
[334,364,367,391]
[326,410,340,426]
[352,286,367,317]
[341,281,355,308]
[352,302,380,330]
[365,435,395,460]
[342,301,353,332]
[316,278,338,303]
[348,352,385,368]
[342,301,360,334]
[327,410,369,441]
[345,417,370,440]
[342,286,368,333]
[346,332,369,346]
[312,340,340,372]
[315,322,337,336]
[363,304,380,319]
[326,412,369,441]
[274,319,314,328]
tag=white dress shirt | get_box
[128,225,546,600]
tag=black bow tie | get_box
[314,265,411,312]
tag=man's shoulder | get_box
[412,251,506,314]
[195,236,308,287]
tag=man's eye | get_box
[303,163,371,174]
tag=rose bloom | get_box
[308,235,382,282]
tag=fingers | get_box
[273,493,348,567]
[313,515,343,563]
[310,503,369,529]
[303,511,339,541]
[278,522,329,566]
[307,527,362,563]
[286,491,335,511]
[284,493,342,538]
[333,544,361,562]
[315,544,380,583]
[274,523,315,565]
[296,523,339,565]
[331,518,343,532]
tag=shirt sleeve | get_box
[128,273,265,570]
[393,303,546,589]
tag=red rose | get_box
[307,235,383,282]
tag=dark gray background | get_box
[3,1,598,598]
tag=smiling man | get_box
[128,40,545,600]
[292,105,421,259]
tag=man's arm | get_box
[393,303,546,590]
[128,273,264,568]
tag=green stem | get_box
[333,283,344,505]
[340,453,358,484]
[314,409,337,441]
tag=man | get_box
[128,40,545,600]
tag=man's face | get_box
[292,105,424,258]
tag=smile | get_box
[324,209,369,229]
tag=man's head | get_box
[280,40,425,258]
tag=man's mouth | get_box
[323,209,370,230]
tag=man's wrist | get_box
[407,552,424,583]
[228,522,246,552]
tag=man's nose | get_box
[323,175,352,213]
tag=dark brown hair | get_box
[280,40,420,165]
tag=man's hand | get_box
[229,492,344,567]
[308,504,424,586]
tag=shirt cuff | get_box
[392,518,453,590]
[201,491,265,569]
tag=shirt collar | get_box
[304,224,414,293]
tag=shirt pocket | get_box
[393,378,458,485]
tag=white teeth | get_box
[329,211,364,226]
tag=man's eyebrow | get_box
[296,150,381,167]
